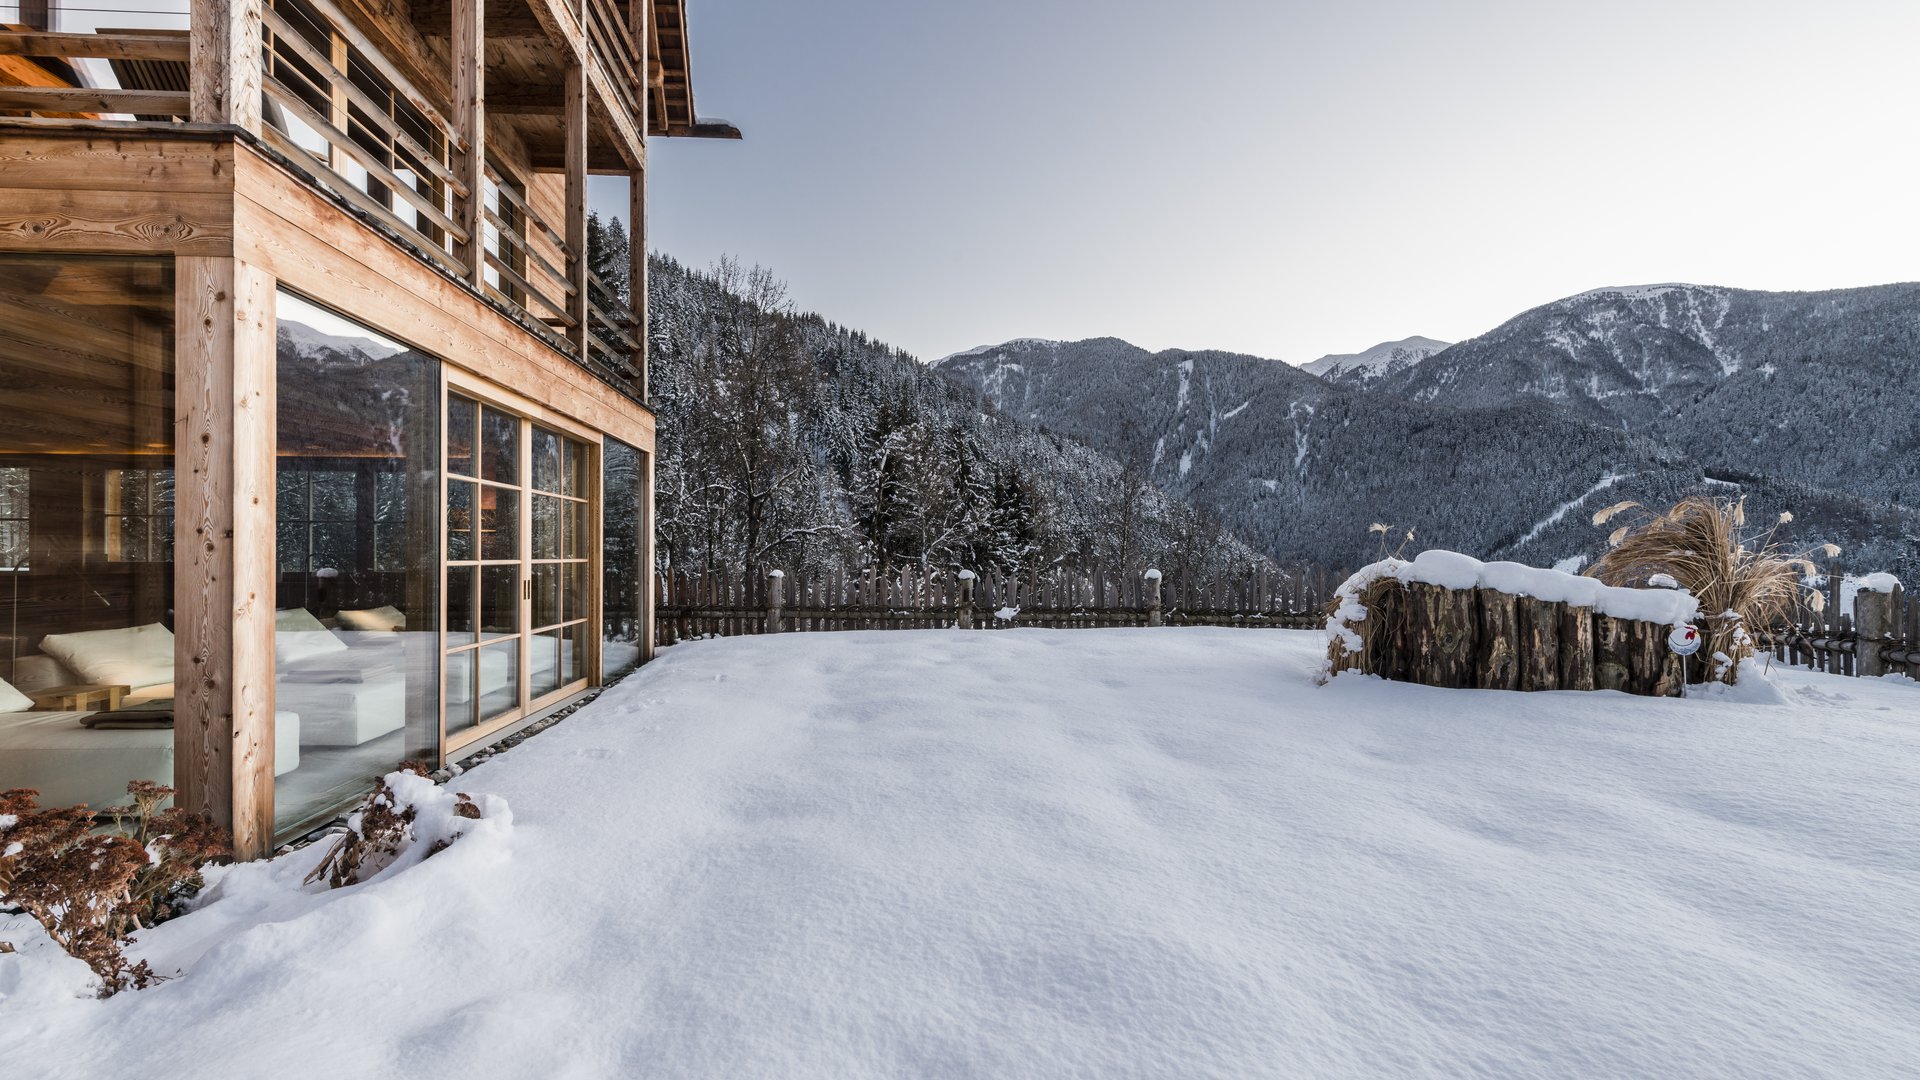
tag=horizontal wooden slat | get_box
[261,82,467,244]
[257,121,470,278]
[482,250,574,325]
[0,31,191,61]
[0,87,189,115]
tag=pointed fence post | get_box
[1855,576,1898,678]
[1145,568,1164,627]
[957,569,976,629]
[766,569,786,634]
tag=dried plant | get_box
[1366,522,1416,561]
[1586,495,1832,682]
[0,784,229,995]
[305,763,483,889]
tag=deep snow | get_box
[4,629,1918,1078]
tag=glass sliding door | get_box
[444,388,594,748]
[0,255,176,811]
[602,439,646,679]
[274,291,440,836]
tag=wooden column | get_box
[640,445,656,662]
[190,0,263,132]
[453,0,486,283]
[1855,586,1896,679]
[564,62,589,355]
[175,257,277,859]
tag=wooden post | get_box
[452,0,486,283]
[1474,587,1519,690]
[174,257,277,859]
[190,0,263,132]
[766,569,785,633]
[629,166,648,395]
[1516,597,1561,692]
[957,570,975,629]
[563,62,589,356]
[1145,569,1163,626]
[1855,582,1897,679]
[1558,605,1596,691]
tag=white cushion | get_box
[38,623,174,691]
[0,675,32,713]
[275,608,349,666]
[336,605,406,633]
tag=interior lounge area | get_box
[0,253,652,843]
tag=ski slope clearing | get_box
[5,629,1917,1078]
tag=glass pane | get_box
[480,486,518,560]
[479,565,519,639]
[478,639,519,723]
[447,479,475,561]
[563,498,588,559]
[532,563,560,629]
[447,394,477,477]
[274,290,441,836]
[446,564,476,647]
[480,407,517,483]
[529,628,561,699]
[562,437,587,498]
[532,495,561,559]
[601,438,644,679]
[0,255,176,812]
[444,648,476,735]
[563,562,588,624]
[531,427,561,494]
[565,621,588,685]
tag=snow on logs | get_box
[1325,550,1701,696]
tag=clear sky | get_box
[608,0,1920,365]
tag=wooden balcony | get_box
[0,0,733,396]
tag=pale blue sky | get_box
[609,0,1920,364]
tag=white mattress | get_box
[0,710,300,809]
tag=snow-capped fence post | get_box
[1854,578,1898,678]
[1144,569,1163,626]
[766,569,786,634]
[956,570,976,629]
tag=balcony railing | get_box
[0,0,645,389]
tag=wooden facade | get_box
[0,0,733,856]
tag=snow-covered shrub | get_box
[1589,496,1834,683]
[0,783,229,996]
[304,765,501,889]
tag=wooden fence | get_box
[654,566,1339,646]
[1759,582,1919,679]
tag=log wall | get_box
[1335,580,1686,697]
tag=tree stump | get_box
[1366,582,1411,682]
[1474,587,1519,691]
[1593,614,1631,692]
[1625,619,1682,696]
[1517,597,1561,691]
[1405,581,1477,688]
[1558,605,1596,691]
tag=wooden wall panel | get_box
[0,188,231,255]
[0,133,235,191]
[174,255,277,859]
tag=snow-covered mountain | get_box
[1300,335,1450,387]
[934,283,1920,577]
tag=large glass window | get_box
[602,439,646,678]
[0,255,178,811]
[274,291,440,836]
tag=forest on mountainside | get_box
[586,215,1270,579]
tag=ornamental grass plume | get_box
[1585,495,1832,682]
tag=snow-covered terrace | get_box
[5,628,1918,1078]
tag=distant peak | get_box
[931,338,1062,366]
[1301,336,1450,379]
[1559,283,1717,304]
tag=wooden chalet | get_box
[0,0,736,856]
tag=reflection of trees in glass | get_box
[106,468,173,563]
[603,440,642,647]
[0,467,26,570]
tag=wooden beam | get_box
[453,0,485,284]
[564,62,588,355]
[0,31,191,62]
[629,165,646,397]
[174,255,277,859]
[190,0,263,132]
[0,87,188,115]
